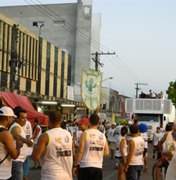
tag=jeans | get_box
[126,165,143,180]
[10,161,23,180]
[23,156,29,177]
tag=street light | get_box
[33,21,44,36]
[102,76,113,82]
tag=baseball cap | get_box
[0,106,17,118]
[77,118,89,125]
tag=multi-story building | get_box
[0,12,73,101]
[0,0,101,101]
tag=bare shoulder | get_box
[11,125,21,134]
[38,132,49,144]
[0,130,13,143]
[129,139,135,145]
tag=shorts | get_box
[78,167,102,180]
[115,157,124,166]
[156,158,169,169]
[126,165,143,180]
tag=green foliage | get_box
[166,80,176,108]
[118,119,128,125]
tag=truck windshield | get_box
[137,114,159,122]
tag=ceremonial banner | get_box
[82,69,102,110]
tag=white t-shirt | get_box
[165,152,176,180]
[164,131,176,155]
[0,125,12,179]
[9,122,29,162]
[75,130,82,147]
[80,129,106,168]
[23,120,33,155]
[153,132,163,146]
[33,125,42,144]
[129,136,144,166]
[41,128,73,180]
[115,136,127,158]
[107,128,116,142]
[140,132,148,149]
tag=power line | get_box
[91,51,115,71]
[1,1,144,89]
[22,0,143,84]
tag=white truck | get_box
[125,98,176,142]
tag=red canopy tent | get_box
[0,91,48,127]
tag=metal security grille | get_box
[125,98,133,113]
[125,98,172,114]
[135,99,162,111]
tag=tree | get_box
[166,80,176,108]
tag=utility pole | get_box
[135,82,148,98]
[10,24,19,91]
[91,51,115,71]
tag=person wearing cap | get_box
[77,118,89,132]
[74,118,89,158]
[9,107,33,180]
[31,110,73,180]
[74,113,109,180]
[0,106,22,180]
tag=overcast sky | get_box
[1,0,176,97]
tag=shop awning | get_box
[0,91,48,126]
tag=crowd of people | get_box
[0,105,176,180]
[139,90,163,99]
[105,120,176,180]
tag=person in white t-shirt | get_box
[31,118,42,169]
[124,124,145,180]
[0,106,22,180]
[152,127,163,159]
[23,120,33,180]
[74,113,109,180]
[75,118,89,148]
[107,122,116,159]
[31,110,73,180]
[114,125,128,180]
[10,107,33,180]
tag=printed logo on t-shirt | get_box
[56,147,71,157]
[65,135,69,143]
[99,135,103,140]
[89,134,104,152]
